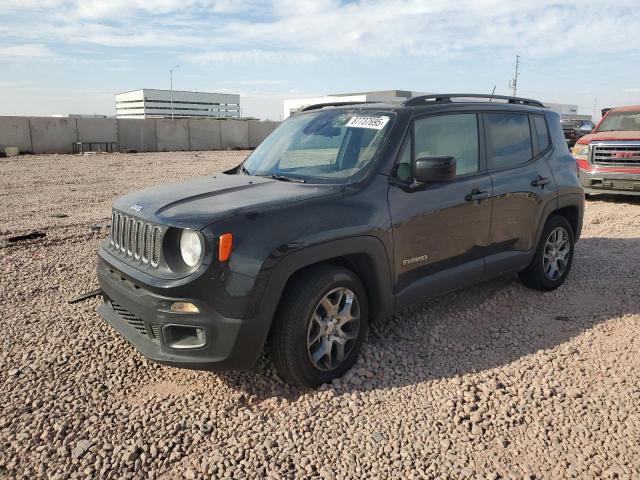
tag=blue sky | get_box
[1,0,639,120]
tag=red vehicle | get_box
[573,105,640,196]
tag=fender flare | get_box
[259,235,394,320]
[240,235,394,361]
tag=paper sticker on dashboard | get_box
[346,116,390,130]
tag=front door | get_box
[388,112,493,309]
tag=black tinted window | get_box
[533,115,550,152]
[414,114,479,175]
[485,113,533,169]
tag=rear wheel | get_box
[519,215,575,291]
[269,265,368,388]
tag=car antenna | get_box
[489,86,496,102]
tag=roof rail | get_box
[300,101,376,112]
[403,94,544,108]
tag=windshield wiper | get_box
[271,174,306,183]
[240,165,252,175]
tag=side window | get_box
[533,115,550,152]
[485,113,533,169]
[414,114,479,175]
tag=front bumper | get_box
[579,168,640,196]
[97,255,265,370]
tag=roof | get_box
[115,88,239,97]
[300,93,547,114]
[609,105,640,113]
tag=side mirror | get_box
[579,125,593,134]
[412,156,456,183]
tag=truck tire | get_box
[519,215,575,291]
[269,264,368,388]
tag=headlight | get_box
[572,144,589,160]
[179,229,203,267]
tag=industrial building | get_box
[283,90,428,118]
[284,91,583,121]
[115,89,240,119]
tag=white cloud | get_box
[186,49,317,64]
[2,0,639,60]
[0,44,54,58]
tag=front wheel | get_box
[519,215,575,291]
[269,265,368,388]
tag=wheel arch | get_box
[250,236,394,356]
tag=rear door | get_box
[484,111,557,276]
[388,112,493,309]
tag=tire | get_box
[518,215,575,291]
[269,264,368,388]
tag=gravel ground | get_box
[1,152,639,480]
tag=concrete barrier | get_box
[0,117,32,153]
[117,119,157,152]
[156,119,190,151]
[189,119,222,151]
[248,120,276,148]
[77,118,117,144]
[221,119,249,149]
[0,116,280,154]
[29,117,77,154]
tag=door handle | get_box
[465,189,491,202]
[531,175,551,187]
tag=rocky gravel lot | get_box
[1,152,639,479]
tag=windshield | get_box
[597,111,640,132]
[242,109,393,184]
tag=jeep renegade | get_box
[97,94,584,387]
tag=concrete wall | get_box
[0,116,279,154]
[189,119,222,151]
[77,118,118,144]
[117,119,157,152]
[0,117,32,153]
[156,119,190,151]
[29,117,77,154]
[221,119,249,149]
[248,120,277,148]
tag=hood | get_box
[113,174,342,229]
[579,131,640,143]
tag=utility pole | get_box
[509,54,520,97]
[169,65,179,119]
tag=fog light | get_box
[162,325,207,349]
[170,301,199,313]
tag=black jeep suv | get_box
[97,94,584,387]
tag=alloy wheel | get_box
[306,287,360,371]
[543,226,571,280]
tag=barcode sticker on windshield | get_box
[346,116,389,130]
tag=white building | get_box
[284,91,582,120]
[115,89,240,119]
[283,90,428,119]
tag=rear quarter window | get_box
[485,113,533,170]
[533,115,550,153]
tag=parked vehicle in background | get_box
[562,118,594,147]
[573,105,640,196]
[97,94,583,387]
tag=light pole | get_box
[169,65,179,119]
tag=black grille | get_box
[151,325,161,339]
[111,301,146,335]
[110,210,163,268]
